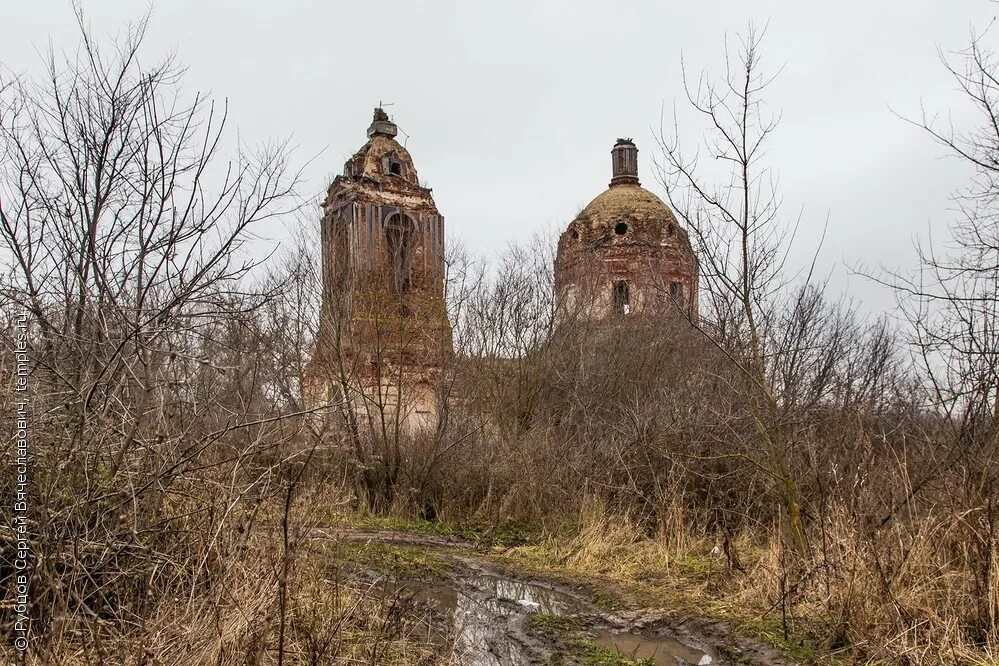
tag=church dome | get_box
[572,138,679,234]
[554,138,699,323]
[342,108,420,185]
[576,183,678,232]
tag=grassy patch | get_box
[734,615,823,663]
[673,552,716,576]
[353,515,458,537]
[564,635,656,666]
[351,514,539,548]
[464,519,539,548]
[577,643,655,666]
[328,539,449,578]
[527,612,584,635]
[526,613,652,666]
[589,588,625,612]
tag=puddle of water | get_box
[476,572,579,614]
[383,573,710,666]
[385,574,572,665]
[593,627,712,665]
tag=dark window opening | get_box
[670,281,685,309]
[667,223,674,236]
[388,158,404,177]
[386,214,414,295]
[614,222,628,235]
[570,228,579,240]
[613,280,630,315]
[331,211,350,282]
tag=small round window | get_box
[614,222,628,235]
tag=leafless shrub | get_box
[0,10,441,663]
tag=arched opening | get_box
[670,281,686,309]
[613,280,630,315]
[385,213,414,294]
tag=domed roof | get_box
[342,108,420,185]
[350,134,419,183]
[576,182,678,230]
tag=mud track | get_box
[312,527,802,666]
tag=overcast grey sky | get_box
[3,0,996,313]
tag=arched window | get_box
[613,280,630,315]
[670,281,685,309]
[385,213,414,294]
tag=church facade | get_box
[306,108,452,436]
[308,110,698,435]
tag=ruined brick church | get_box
[554,138,698,322]
[306,108,451,434]
[307,109,698,434]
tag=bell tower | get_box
[308,108,452,434]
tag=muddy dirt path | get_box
[315,528,801,666]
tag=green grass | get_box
[352,515,539,548]
[571,637,655,666]
[673,552,716,576]
[734,615,823,663]
[329,539,449,578]
[527,613,584,635]
[578,644,655,666]
[589,588,625,612]
[526,613,653,666]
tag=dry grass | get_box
[518,497,685,579]
[483,495,999,665]
[5,522,455,666]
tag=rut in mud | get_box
[327,529,798,666]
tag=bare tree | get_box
[0,8,307,653]
[653,25,811,558]
[885,28,999,643]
